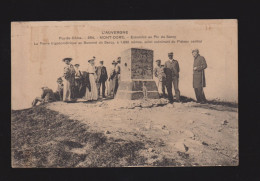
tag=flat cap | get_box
[192,49,199,53]
[74,64,80,66]
[168,52,173,55]
[155,59,161,62]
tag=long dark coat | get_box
[193,55,207,88]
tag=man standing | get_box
[164,52,181,103]
[154,59,166,98]
[192,49,207,104]
[96,60,108,98]
[114,57,121,95]
[108,60,118,98]
[62,57,76,102]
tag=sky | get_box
[11,20,238,110]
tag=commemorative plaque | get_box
[116,48,160,100]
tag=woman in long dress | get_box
[62,57,76,102]
[84,58,98,101]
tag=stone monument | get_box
[115,48,160,100]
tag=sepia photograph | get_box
[11,19,238,167]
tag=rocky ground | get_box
[11,97,238,167]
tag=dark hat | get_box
[192,49,199,53]
[155,59,161,63]
[99,60,104,64]
[74,64,80,66]
[62,57,72,62]
[88,58,95,63]
[112,60,117,65]
[168,52,173,55]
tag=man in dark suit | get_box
[164,52,181,103]
[192,49,207,104]
[96,60,108,98]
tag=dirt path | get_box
[46,99,238,166]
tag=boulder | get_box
[148,148,155,152]
[175,142,188,152]
[222,120,228,125]
[104,130,111,134]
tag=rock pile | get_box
[104,98,169,109]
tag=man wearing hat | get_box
[192,49,207,103]
[96,60,108,98]
[108,60,118,98]
[154,59,166,98]
[164,52,181,103]
[62,57,76,102]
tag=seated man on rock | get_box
[31,86,56,107]
[32,77,64,107]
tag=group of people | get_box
[32,56,121,106]
[32,48,208,107]
[154,49,207,104]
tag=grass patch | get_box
[11,105,147,167]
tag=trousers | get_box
[166,76,180,102]
[194,87,206,102]
[156,79,166,96]
[97,80,106,97]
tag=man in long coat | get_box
[164,52,181,103]
[96,60,108,98]
[192,49,207,103]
